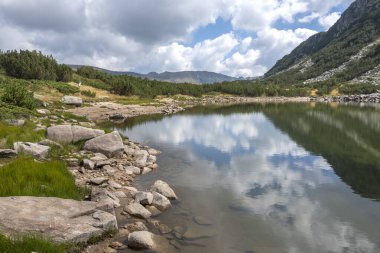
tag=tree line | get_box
[0,50,73,82]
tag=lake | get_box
[112,103,380,253]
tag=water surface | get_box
[113,103,380,253]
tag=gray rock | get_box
[151,192,171,211]
[149,180,177,200]
[84,131,124,158]
[90,153,108,161]
[124,221,148,232]
[5,119,25,126]
[13,142,50,159]
[36,109,51,115]
[141,167,152,175]
[145,205,162,217]
[46,125,73,144]
[134,150,149,168]
[108,180,122,189]
[113,191,127,198]
[38,139,63,149]
[134,191,153,205]
[0,149,17,158]
[89,177,109,185]
[158,224,172,234]
[83,159,95,170]
[127,231,155,250]
[72,125,104,143]
[124,146,135,156]
[0,196,117,243]
[124,202,151,219]
[62,95,82,106]
[91,188,120,209]
[125,166,141,175]
[95,160,111,168]
[147,148,161,156]
[47,125,104,144]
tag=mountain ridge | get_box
[69,65,240,84]
[265,0,380,85]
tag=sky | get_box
[0,0,354,77]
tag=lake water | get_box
[113,103,380,253]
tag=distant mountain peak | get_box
[265,0,380,85]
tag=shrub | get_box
[81,90,96,98]
[1,83,36,109]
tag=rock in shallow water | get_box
[149,180,178,200]
[0,196,117,243]
[128,231,155,250]
[124,202,152,219]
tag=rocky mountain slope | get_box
[70,65,239,84]
[265,0,380,85]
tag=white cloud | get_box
[0,0,351,77]
[318,12,341,30]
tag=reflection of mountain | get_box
[263,103,380,200]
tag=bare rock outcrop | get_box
[0,197,117,243]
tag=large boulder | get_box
[62,95,82,106]
[133,150,149,168]
[46,125,73,144]
[128,231,155,250]
[0,197,117,243]
[149,180,177,200]
[47,125,104,144]
[13,142,50,159]
[83,131,124,158]
[72,126,104,143]
[124,202,151,219]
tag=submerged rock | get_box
[0,196,117,243]
[149,180,178,200]
[124,221,148,232]
[84,131,124,158]
[13,142,50,159]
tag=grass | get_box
[0,121,45,148]
[0,157,88,200]
[0,234,66,253]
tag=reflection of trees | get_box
[263,103,380,200]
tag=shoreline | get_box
[67,93,380,122]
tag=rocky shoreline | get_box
[0,112,180,252]
[67,93,380,123]
[317,93,380,103]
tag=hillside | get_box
[70,65,239,84]
[265,0,380,85]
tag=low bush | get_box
[1,82,36,109]
[0,157,88,200]
[81,90,96,98]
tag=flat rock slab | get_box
[0,197,117,243]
